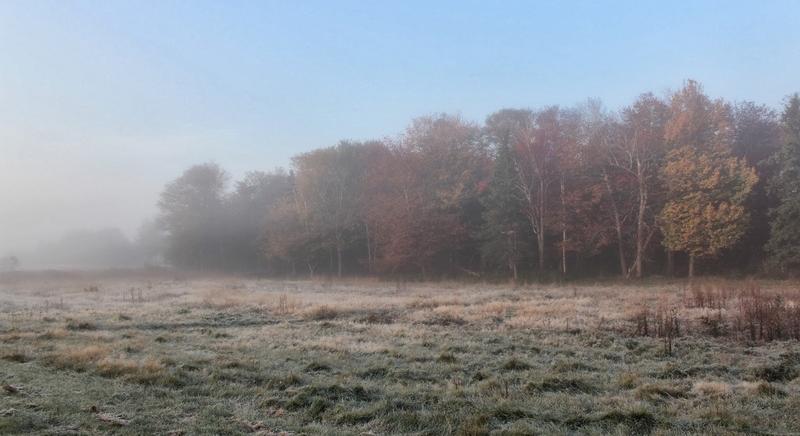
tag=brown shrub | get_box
[632,282,800,344]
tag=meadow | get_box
[1,272,799,435]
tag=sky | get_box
[1,0,799,254]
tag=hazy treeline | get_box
[3,227,165,271]
[155,80,800,280]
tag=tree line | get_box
[155,80,800,280]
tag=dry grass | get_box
[302,304,340,321]
[96,357,165,381]
[1,273,799,435]
[692,381,732,397]
[46,345,109,370]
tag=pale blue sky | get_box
[1,0,799,251]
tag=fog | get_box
[0,128,239,253]
[2,2,799,272]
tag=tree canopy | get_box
[152,80,797,279]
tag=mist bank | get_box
[4,227,164,271]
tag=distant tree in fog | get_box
[224,170,292,272]
[0,255,19,272]
[30,228,138,269]
[158,163,228,269]
[136,219,167,266]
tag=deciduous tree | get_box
[602,94,669,278]
[512,108,560,274]
[766,94,800,272]
[157,163,228,269]
[659,148,757,277]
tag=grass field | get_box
[1,273,799,435]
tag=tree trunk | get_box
[634,161,647,278]
[560,176,567,277]
[537,231,545,273]
[561,231,567,276]
[365,222,372,273]
[336,241,343,277]
[508,231,518,283]
[602,171,627,277]
[537,179,546,273]
[616,238,627,278]
[667,250,674,277]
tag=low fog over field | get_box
[4,3,800,435]
[3,2,800,278]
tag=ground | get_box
[1,272,799,435]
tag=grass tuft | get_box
[635,383,689,401]
[501,357,531,371]
[527,376,597,393]
[65,319,96,331]
[305,305,339,321]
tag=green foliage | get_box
[766,95,800,272]
[479,143,529,279]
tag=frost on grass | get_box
[1,275,799,435]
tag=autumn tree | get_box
[367,115,488,277]
[153,82,793,280]
[225,170,292,272]
[726,102,781,270]
[659,81,757,277]
[291,142,369,277]
[558,104,614,275]
[511,108,560,274]
[554,106,616,276]
[659,149,757,277]
[601,94,669,278]
[263,190,322,276]
[766,94,800,272]
[485,105,611,278]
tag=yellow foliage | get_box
[659,146,757,258]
